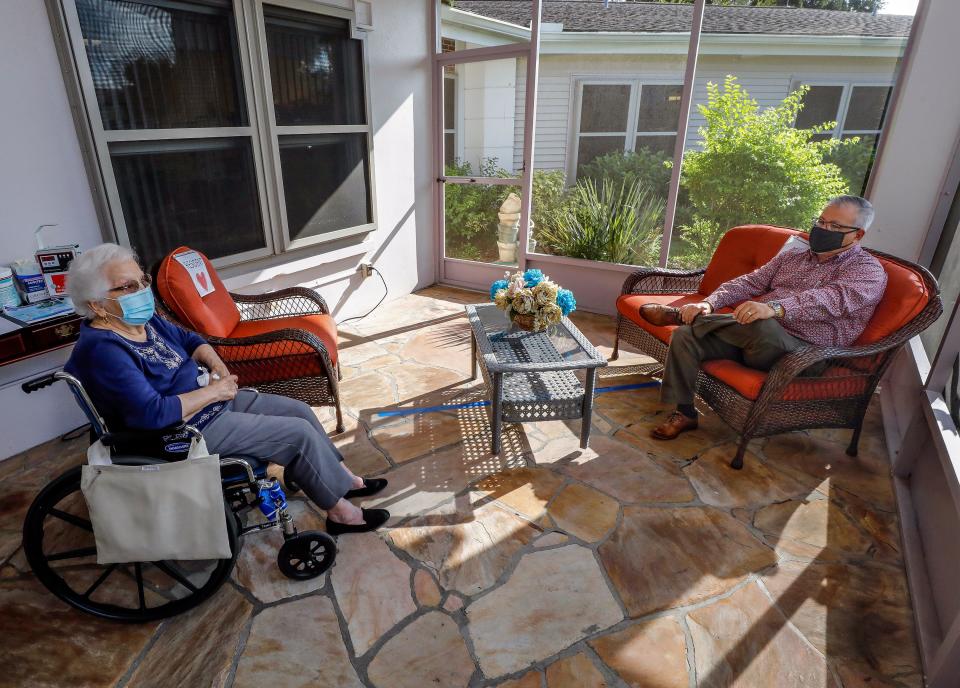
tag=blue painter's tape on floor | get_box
[374,381,660,418]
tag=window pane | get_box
[444,182,521,266]
[579,85,630,133]
[110,139,265,267]
[844,86,891,132]
[444,133,456,166]
[637,85,682,132]
[576,137,626,175]
[278,133,372,241]
[825,133,878,197]
[796,85,843,130]
[635,135,676,158]
[444,76,456,130]
[76,0,246,130]
[264,6,365,126]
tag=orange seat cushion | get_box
[156,247,240,339]
[702,359,869,402]
[854,258,930,346]
[698,225,801,296]
[230,314,339,366]
[617,293,733,344]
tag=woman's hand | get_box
[208,375,239,402]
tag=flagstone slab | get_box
[687,582,837,688]
[594,387,663,426]
[683,443,813,508]
[233,596,362,688]
[599,506,775,617]
[331,532,417,656]
[382,363,465,402]
[546,482,620,543]
[496,670,543,688]
[334,425,392,477]
[127,584,252,688]
[0,487,35,562]
[339,339,392,366]
[534,532,570,548]
[590,617,689,688]
[414,568,442,607]
[615,412,735,462]
[371,412,467,464]
[761,432,894,511]
[467,545,623,678]
[559,436,695,504]
[399,321,474,375]
[754,497,876,562]
[0,575,157,687]
[444,593,465,612]
[473,466,565,520]
[367,611,475,688]
[389,502,539,596]
[339,372,397,414]
[835,489,901,563]
[233,500,329,603]
[544,652,608,687]
[360,443,524,522]
[760,560,921,680]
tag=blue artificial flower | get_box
[490,279,509,300]
[522,269,544,287]
[557,288,577,316]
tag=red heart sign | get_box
[197,272,208,290]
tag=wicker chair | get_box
[612,225,942,470]
[153,247,343,433]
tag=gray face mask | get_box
[808,224,859,253]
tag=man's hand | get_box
[732,300,775,325]
[679,301,713,325]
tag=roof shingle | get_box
[453,1,912,37]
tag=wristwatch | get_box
[768,301,785,319]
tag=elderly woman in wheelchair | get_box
[19,244,388,621]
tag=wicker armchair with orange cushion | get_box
[154,246,343,433]
[612,225,942,469]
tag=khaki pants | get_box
[660,314,814,406]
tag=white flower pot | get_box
[497,240,517,264]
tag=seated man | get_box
[642,195,887,440]
[64,243,389,535]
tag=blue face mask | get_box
[109,287,155,325]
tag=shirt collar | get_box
[806,242,863,263]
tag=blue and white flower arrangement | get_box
[490,269,576,331]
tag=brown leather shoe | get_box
[639,304,683,327]
[650,411,699,440]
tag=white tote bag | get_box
[81,436,232,564]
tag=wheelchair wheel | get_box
[277,531,335,580]
[22,458,240,622]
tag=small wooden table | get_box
[465,304,607,455]
[0,313,82,368]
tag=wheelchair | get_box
[20,371,337,622]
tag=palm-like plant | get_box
[538,177,664,266]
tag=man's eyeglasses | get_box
[107,274,152,296]
[813,217,861,233]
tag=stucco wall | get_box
[0,0,433,460]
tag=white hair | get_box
[68,243,138,318]
[829,195,876,230]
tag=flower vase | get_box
[512,313,536,331]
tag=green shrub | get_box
[579,148,672,198]
[537,177,664,265]
[680,77,854,236]
[824,136,876,196]
[669,217,726,269]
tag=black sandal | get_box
[326,508,391,536]
[344,478,388,499]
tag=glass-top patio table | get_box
[465,304,608,455]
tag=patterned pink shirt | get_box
[703,244,887,348]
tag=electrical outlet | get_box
[357,262,374,278]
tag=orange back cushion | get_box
[854,257,929,346]
[156,247,240,339]
[698,225,802,296]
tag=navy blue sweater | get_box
[64,316,224,431]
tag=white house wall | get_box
[511,52,900,179]
[0,0,433,461]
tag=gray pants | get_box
[202,390,353,510]
[660,314,811,406]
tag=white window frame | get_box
[50,0,377,268]
[568,77,684,181]
[793,79,894,141]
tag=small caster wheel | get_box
[277,531,336,580]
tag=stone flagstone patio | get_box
[0,285,922,687]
